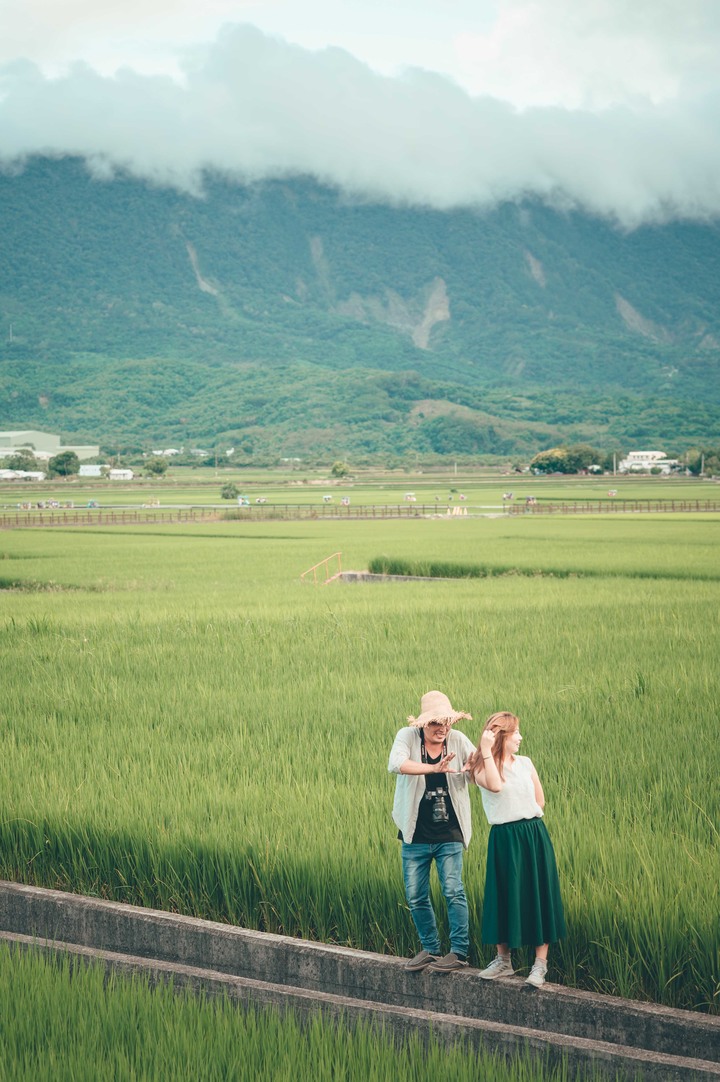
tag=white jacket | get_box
[388,727,475,847]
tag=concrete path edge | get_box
[1,880,718,1079]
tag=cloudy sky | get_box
[1,0,719,225]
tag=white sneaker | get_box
[525,961,548,988]
[479,953,514,980]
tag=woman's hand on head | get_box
[480,728,497,754]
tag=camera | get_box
[425,788,449,823]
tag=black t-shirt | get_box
[398,736,463,844]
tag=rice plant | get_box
[0,515,718,1011]
[0,943,626,1082]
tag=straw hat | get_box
[407,690,472,728]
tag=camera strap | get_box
[419,731,447,764]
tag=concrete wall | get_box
[1,881,718,1079]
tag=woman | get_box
[466,711,566,987]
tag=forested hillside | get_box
[1,156,718,457]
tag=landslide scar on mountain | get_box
[308,232,449,347]
[615,293,671,343]
[185,241,219,296]
[524,250,547,287]
[335,276,450,349]
[412,278,450,349]
[309,236,334,299]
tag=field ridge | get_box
[2,883,719,1080]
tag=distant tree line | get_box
[0,448,80,476]
[529,445,617,474]
[529,444,720,475]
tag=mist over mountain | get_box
[3,22,720,228]
[1,156,719,459]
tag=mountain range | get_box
[1,156,718,460]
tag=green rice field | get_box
[0,944,617,1082]
[1,502,719,1017]
[3,468,718,511]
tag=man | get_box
[388,690,475,972]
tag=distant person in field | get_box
[388,691,475,972]
[465,711,566,988]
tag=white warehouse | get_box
[618,450,679,474]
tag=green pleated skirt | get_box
[481,817,566,949]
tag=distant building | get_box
[0,429,99,461]
[618,450,679,474]
[79,464,109,477]
[108,468,134,480]
[0,468,46,481]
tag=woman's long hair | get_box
[467,711,519,779]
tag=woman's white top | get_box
[479,755,543,825]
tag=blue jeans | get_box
[401,841,469,957]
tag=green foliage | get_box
[0,516,718,1012]
[565,445,600,471]
[2,450,40,471]
[683,445,720,476]
[530,448,572,473]
[220,482,240,500]
[47,450,80,477]
[143,456,169,477]
[0,158,719,458]
[420,415,499,455]
[0,945,606,1082]
[531,445,603,474]
[369,556,486,578]
[331,460,350,477]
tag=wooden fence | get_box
[1,499,719,529]
[0,508,222,529]
[506,499,720,515]
[0,504,449,528]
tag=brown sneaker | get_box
[428,952,469,972]
[404,950,441,972]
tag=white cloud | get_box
[454,0,720,108]
[1,22,719,226]
[0,0,256,77]
[4,0,720,108]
